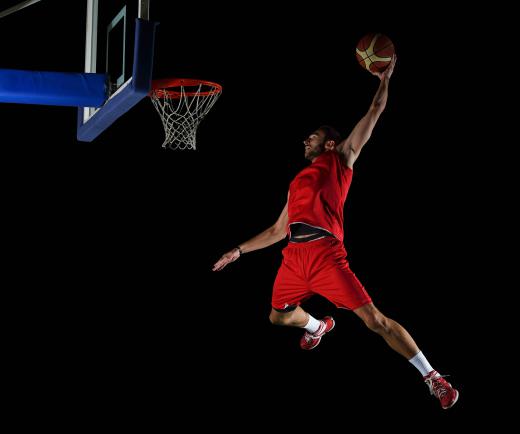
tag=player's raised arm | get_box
[212,197,289,272]
[337,54,396,168]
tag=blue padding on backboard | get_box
[77,18,158,142]
[0,69,107,107]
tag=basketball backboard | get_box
[77,0,157,141]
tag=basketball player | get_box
[213,55,458,410]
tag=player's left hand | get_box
[212,248,241,271]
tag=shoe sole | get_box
[443,390,459,409]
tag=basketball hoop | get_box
[149,78,222,150]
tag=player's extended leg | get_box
[353,302,459,409]
[353,302,419,358]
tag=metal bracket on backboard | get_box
[76,17,157,142]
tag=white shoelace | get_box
[425,374,451,398]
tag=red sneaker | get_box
[424,370,459,409]
[300,316,335,350]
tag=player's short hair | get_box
[318,125,342,146]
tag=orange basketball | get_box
[355,33,395,73]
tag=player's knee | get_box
[269,311,282,325]
[364,314,389,334]
[269,311,291,326]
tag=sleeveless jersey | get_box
[287,150,353,242]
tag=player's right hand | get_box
[212,248,240,271]
[372,54,397,80]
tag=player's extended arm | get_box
[212,198,289,272]
[337,55,396,168]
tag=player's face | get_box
[303,131,326,161]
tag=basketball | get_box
[355,33,395,74]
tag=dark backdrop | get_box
[1,0,504,428]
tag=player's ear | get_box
[325,140,336,150]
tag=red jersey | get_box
[287,150,353,242]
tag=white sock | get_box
[303,315,321,334]
[408,351,437,377]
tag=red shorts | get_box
[272,237,372,311]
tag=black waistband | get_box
[290,233,332,243]
[289,223,332,243]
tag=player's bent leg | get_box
[269,307,335,350]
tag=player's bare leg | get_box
[353,302,419,359]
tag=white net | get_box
[150,78,222,150]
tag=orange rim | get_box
[150,78,222,99]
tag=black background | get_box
[1,0,505,428]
